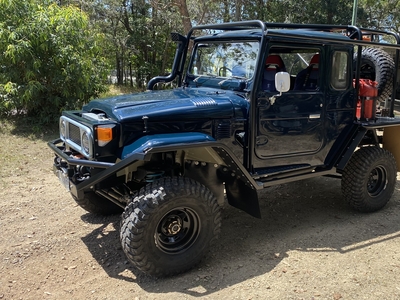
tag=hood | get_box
[83,87,249,123]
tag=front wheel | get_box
[120,177,221,277]
[342,147,397,212]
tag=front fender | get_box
[122,132,262,218]
[121,132,216,159]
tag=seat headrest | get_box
[309,54,319,66]
[265,55,285,69]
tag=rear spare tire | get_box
[356,47,395,104]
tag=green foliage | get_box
[0,0,110,123]
[73,0,398,96]
[0,0,396,126]
[358,0,400,31]
[100,0,182,88]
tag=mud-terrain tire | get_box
[355,47,395,104]
[72,192,123,215]
[342,147,396,212]
[120,177,221,277]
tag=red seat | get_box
[263,55,286,91]
[294,54,319,90]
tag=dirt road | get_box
[2,126,400,299]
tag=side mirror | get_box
[269,72,290,106]
[275,72,290,93]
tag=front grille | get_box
[68,123,81,146]
[60,116,93,159]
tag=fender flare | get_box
[121,132,216,159]
[329,125,369,171]
[122,132,262,218]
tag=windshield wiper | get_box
[218,76,247,86]
[193,73,217,83]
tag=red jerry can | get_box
[355,79,378,120]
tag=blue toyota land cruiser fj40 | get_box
[49,20,400,276]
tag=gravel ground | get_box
[2,125,400,300]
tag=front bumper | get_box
[49,138,115,169]
[48,138,143,200]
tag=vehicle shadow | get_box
[80,175,400,297]
[2,116,59,142]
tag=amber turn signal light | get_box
[97,126,113,146]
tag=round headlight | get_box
[60,119,66,139]
[82,132,90,154]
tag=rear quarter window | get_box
[331,51,349,90]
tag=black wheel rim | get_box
[360,63,375,81]
[367,165,387,197]
[155,207,200,254]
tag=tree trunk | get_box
[116,53,123,85]
[129,62,133,87]
[235,0,242,21]
[223,0,230,22]
[175,0,192,34]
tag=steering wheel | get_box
[218,67,232,77]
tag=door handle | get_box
[309,114,320,119]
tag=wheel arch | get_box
[121,133,262,218]
[325,125,368,171]
[332,125,391,173]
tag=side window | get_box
[331,51,349,90]
[263,47,320,92]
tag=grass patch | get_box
[99,84,139,98]
[0,116,58,140]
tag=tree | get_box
[0,0,109,122]
[358,0,400,33]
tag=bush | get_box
[0,0,110,123]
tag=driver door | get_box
[255,47,325,165]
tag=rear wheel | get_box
[342,147,397,212]
[120,177,221,277]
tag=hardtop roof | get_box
[194,28,351,42]
[189,20,400,50]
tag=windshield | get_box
[189,41,259,79]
